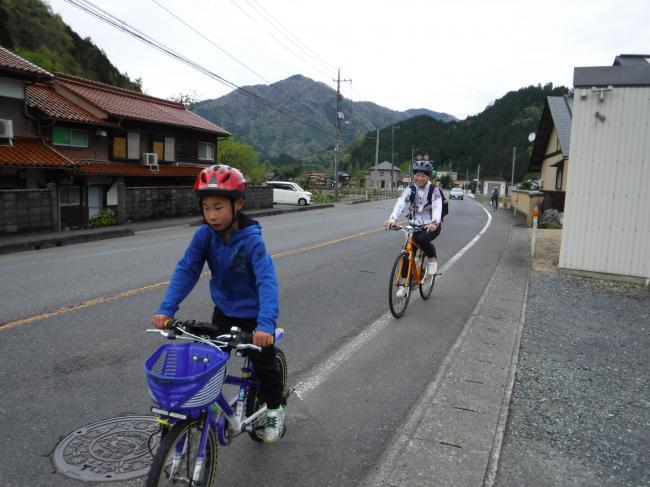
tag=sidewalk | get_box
[0,203,334,255]
[369,226,649,486]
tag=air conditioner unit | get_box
[0,119,14,139]
[142,152,158,166]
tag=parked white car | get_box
[449,187,464,200]
[266,181,313,206]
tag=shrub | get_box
[87,208,118,228]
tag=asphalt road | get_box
[0,198,514,486]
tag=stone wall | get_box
[118,184,273,223]
[0,185,58,235]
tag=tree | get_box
[440,174,452,189]
[218,138,266,183]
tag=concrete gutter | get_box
[0,228,134,255]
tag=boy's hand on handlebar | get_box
[426,222,438,233]
[252,329,274,348]
[152,314,172,329]
[384,219,395,229]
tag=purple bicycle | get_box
[144,320,289,486]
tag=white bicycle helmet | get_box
[412,160,433,175]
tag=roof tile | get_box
[0,137,75,167]
[0,46,53,79]
[25,83,114,125]
[77,162,203,177]
[55,73,229,135]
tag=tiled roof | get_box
[547,96,573,158]
[76,162,203,177]
[0,46,53,80]
[371,161,402,172]
[54,73,230,135]
[25,83,114,125]
[0,137,76,167]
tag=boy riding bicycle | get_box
[151,164,285,443]
[384,160,443,297]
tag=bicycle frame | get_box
[148,326,285,483]
[395,226,426,286]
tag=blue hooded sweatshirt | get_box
[156,217,279,334]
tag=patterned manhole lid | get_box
[53,415,161,482]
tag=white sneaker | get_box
[396,286,409,298]
[263,405,285,444]
[426,259,437,278]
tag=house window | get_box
[127,132,140,159]
[152,137,164,161]
[555,166,563,190]
[53,127,88,147]
[113,132,140,160]
[198,142,215,161]
[164,137,175,162]
[59,186,81,206]
[113,134,127,159]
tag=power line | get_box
[244,0,336,74]
[228,0,332,81]
[149,0,335,131]
[62,0,336,137]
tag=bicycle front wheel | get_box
[246,348,288,442]
[419,254,436,300]
[146,419,218,487]
[389,253,412,318]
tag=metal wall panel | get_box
[560,87,650,279]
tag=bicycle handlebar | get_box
[148,319,261,352]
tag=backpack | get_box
[408,183,448,222]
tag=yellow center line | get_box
[0,227,384,331]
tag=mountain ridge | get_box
[193,74,456,160]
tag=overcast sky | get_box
[46,0,650,119]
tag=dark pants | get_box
[211,306,284,409]
[413,226,440,258]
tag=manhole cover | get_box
[53,415,161,482]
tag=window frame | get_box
[198,141,215,161]
[52,127,89,148]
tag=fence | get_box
[0,185,58,235]
[117,184,273,223]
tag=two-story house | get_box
[0,46,230,228]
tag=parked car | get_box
[449,187,464,200]
[266,181,313,206]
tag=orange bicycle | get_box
[388,224,437,318]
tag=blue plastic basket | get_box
[145,342,229,411]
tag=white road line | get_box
[295,205,492,399]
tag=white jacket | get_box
[389,182,442,226]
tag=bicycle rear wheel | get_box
[146,419,218,487]
[246,348,288,442]
[419,254,436,300]
[389,253,412,318]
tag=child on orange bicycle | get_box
[151,164,285,443]
[384,160,443,293]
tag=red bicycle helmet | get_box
[194,165,246,199]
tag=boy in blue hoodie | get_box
[152,164,284,443]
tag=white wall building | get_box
[559,55,650,284]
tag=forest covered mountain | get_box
[347,83,570,182]
[192,74,456,160]
[0,0,141,90]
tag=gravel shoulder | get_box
[495,229,650,486]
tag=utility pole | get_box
[375,129,380,168]
[510,146,516,196]
[333,68,351,200]
[477,164,481,195]
[390,124,400,189]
